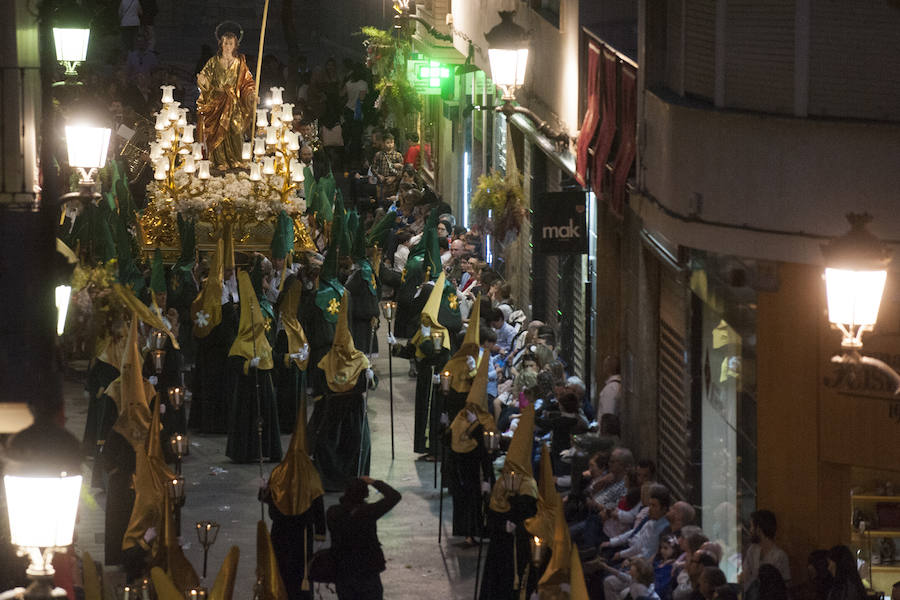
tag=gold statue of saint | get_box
[197,23,256,171]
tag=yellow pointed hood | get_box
[162,491,200,592]
[449,350,496,453]
[537,492,574,592]
[223,221,236,271]
[150,567,183,600]
[489,403,538,512]
[569,543,590,600]
[317,292,369,393]
[209,546,240,600]
[268,390,324,515]
[108,316,154,451]
[82,551,101,600]
[256,520,288,600]
[192,237,224,338]
[525,443,560,543]
[114,284,180,349]
[443,296,481,393]
[229,271,274,371]
[410,271,450,357]
[277,277,309,371]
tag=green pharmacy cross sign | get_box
[408,54,452,94]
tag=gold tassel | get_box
[300,531,310,591]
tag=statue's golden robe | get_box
[197,54,255,169]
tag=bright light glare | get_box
[65,125,110,169]
[4,474,82,548]
[55,285,71,336]
[488,48,528,94]
[824,267,887,328]
[53,27,90,63]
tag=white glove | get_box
[148,375,158,386]
[387,333,397,345]
[250,356,261,369]
[301,343,309,360]
[143,527,158,543]
[439,412,449,426]
[466,355,477,370]
[421,325,431,337]
[159,403,166,415]
[289,352,303,361]
[366,368,375,383]
[481,481,492,494]
[505,521,516,533]
[432,373,441,385]
[466,410,476,423]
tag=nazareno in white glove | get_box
[148,375,158,386]
[466,410,476,423]
[420,325,431,337]
[366,368,375,383]
[387,333,397,345]
[466,355,477,370]
[250,356,261,369]
[432,373,441,385]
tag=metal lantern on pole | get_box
[53,26,90,77]
[3,420,83,600]
[381,300,397,459]
[823,213,900,393]
[167,387,185,411]
[196,521,220,580]
[151,349,166,374]
[65,125,111,186]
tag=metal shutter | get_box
[724,0,795,114]
[657,270,690,501]
[808,0,900,121]
[683,0,717,101]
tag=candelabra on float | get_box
[247,87,304,204]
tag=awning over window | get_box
[575,40,602,187]
[610,64,636,218]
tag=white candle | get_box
[281,103,294,122]
[160,85,175,104]
[160,129,173,149]
[253,137,266,156]
[270,113,282,129]
[154,159,167,180]
[262,156,275,175]
[182,155,196,173]
[266,126,278,145]
[154,112,168,131]
[256,109,268,128]
[197,160,210,180]
[177,109,188,127]
[167,101,181,122]
[269,86,284,105]
[181,124,195,144]
[241,142,252,160]
[249,162,261,181]
[149,142,162,160]
[290,159,303,182]
[192,142,203,160]
[287,131,300,151]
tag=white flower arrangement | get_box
[146,169,305,223]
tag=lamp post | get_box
[63,124,111,200]
[169,434,189,475]
[381,301,397,460]
[484,12,569,149]
[822,213,900,393]
[3,420,83,600]
[195,521,220,580]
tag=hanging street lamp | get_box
[484,11,569,149]
[822,213,900,393]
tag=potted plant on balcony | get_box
[472,167,526,243]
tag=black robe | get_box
[479,495,539,600]
[100,429,136,566]
[443,424,494,538]
[308,375,371,492]
[84,359,120,489]
[224,356,283,463]
[272,330,306,434]
[298,287,336,398]
[266,496,326,600]
[397,337,450,455]
[189,301,238,433]
[345,267,381,355]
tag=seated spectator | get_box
[713,585,738,600]
[824,545,866,600]
[666,501,697,537]
[600,557,660,600]
[438,236,451,266]
[488,307,516,358]
[637,459,657,486]
[699,567,728,600]
[740,510,790,593]
[655,534,679,600]
[673,550,719,600]
[604,483,671,562]
[792,550,833,600]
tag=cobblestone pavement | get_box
[68,329,482,600]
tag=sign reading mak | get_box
[533,191,588,255]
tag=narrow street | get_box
[69,326,481,600]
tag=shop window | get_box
[689,251,759,582]
[531,0,561,28]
